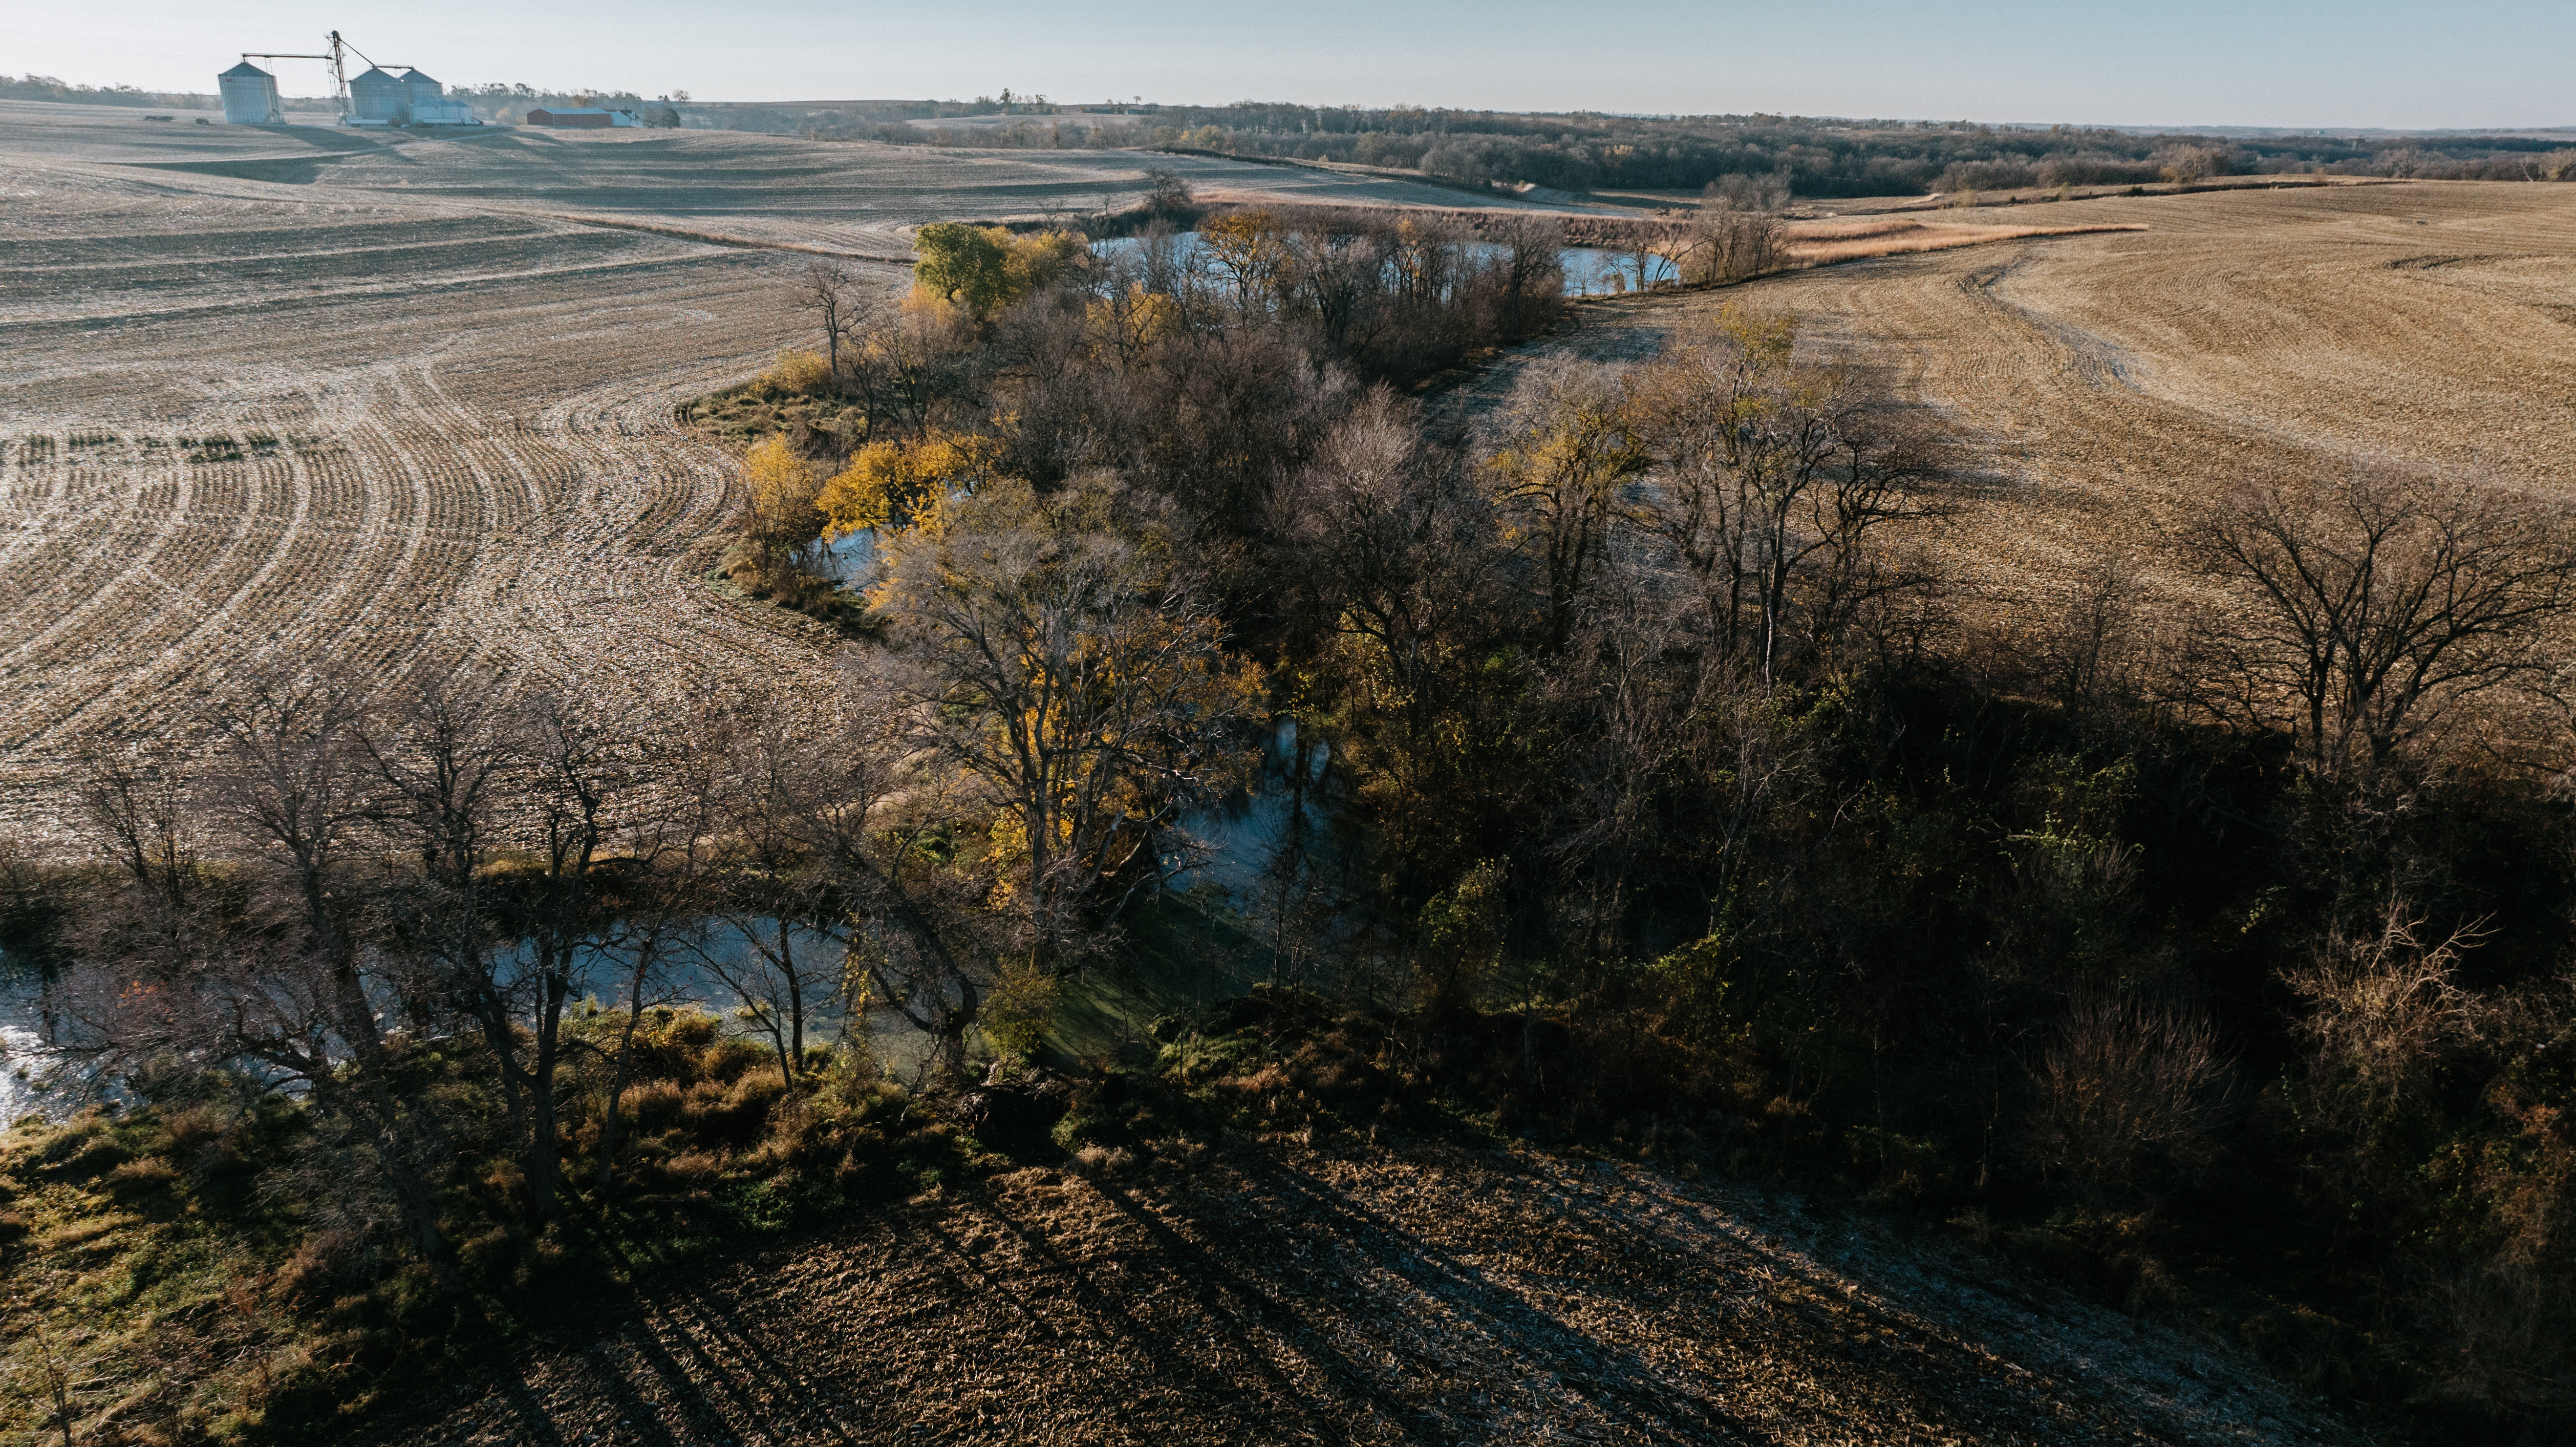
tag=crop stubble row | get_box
[0,129,908,842]
[370,1140,2352,1446]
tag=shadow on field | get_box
[370,1140,2294,1446]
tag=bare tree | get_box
[2028,990,2236,1209]
[53,672,464,1268]
[1610,222,1682,294]
[1277,389,1504,741]
[201,670,454,1262]
[72,745,194,912]
[1484,213,1567,327]
[501,688,638,1220]
[1142,165,1193,217]
[1481,358,1651,654]
[1677,209,1785,286]
[2187,465,2576,785]
[680,693,864,1086]
[797,258,866,380]
[2280,903,2492,1124]
[361,664,626,1223]
[839,296,976,440]
[365,664,515,1043]
[588,766,710,1190]
[1705,170,1792,213]
[1630,311,1939,687]
[1542,596,1716,960]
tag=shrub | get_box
[2026,992,2236,1209]
[759,349,833,393]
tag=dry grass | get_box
[1782,215,2147,264]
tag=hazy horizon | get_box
[7,0,2572,132]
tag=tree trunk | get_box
[596,947,659,1191]
[780,919,807,1072]
[525,960,571,1221]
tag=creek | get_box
[1089,233,1677,295]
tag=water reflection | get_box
[1090,233,1677,297]
[0,977,47,1126]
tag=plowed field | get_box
[0,104,1548,842]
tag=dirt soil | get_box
[370,1138,2357,1447]
[0,104,1574,846]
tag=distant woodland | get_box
[747,99,2576,192]
[0,75,218,110]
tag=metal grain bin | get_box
[350,66,408,123]
[218,61,281,125]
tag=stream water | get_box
[1090,233,1677,295]
[0,979,45,1126]
[0,737,1323,1126]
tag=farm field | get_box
[0,104,1532,843]
[369,1139,2356,1447]
[1457,180,2576,622]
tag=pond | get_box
[1090,233,1676,297]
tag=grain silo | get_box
[217,61,282,125]
[400,68,478,125]
[349,66,408,123]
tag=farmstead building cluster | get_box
[215,33,478,127]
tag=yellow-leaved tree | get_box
[732,435,827,596]
[1198,209,1284,311]
[815,429,1000,539]
[911,223,1086,316]
[1480,360,1652,652]
[1083,282,1180,365]
[854,478,1265,976]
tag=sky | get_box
[9,0,2573,131]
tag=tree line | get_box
[697,95,2576,198]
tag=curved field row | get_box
[0,138,904,846]
[366,1141,2355,1446]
